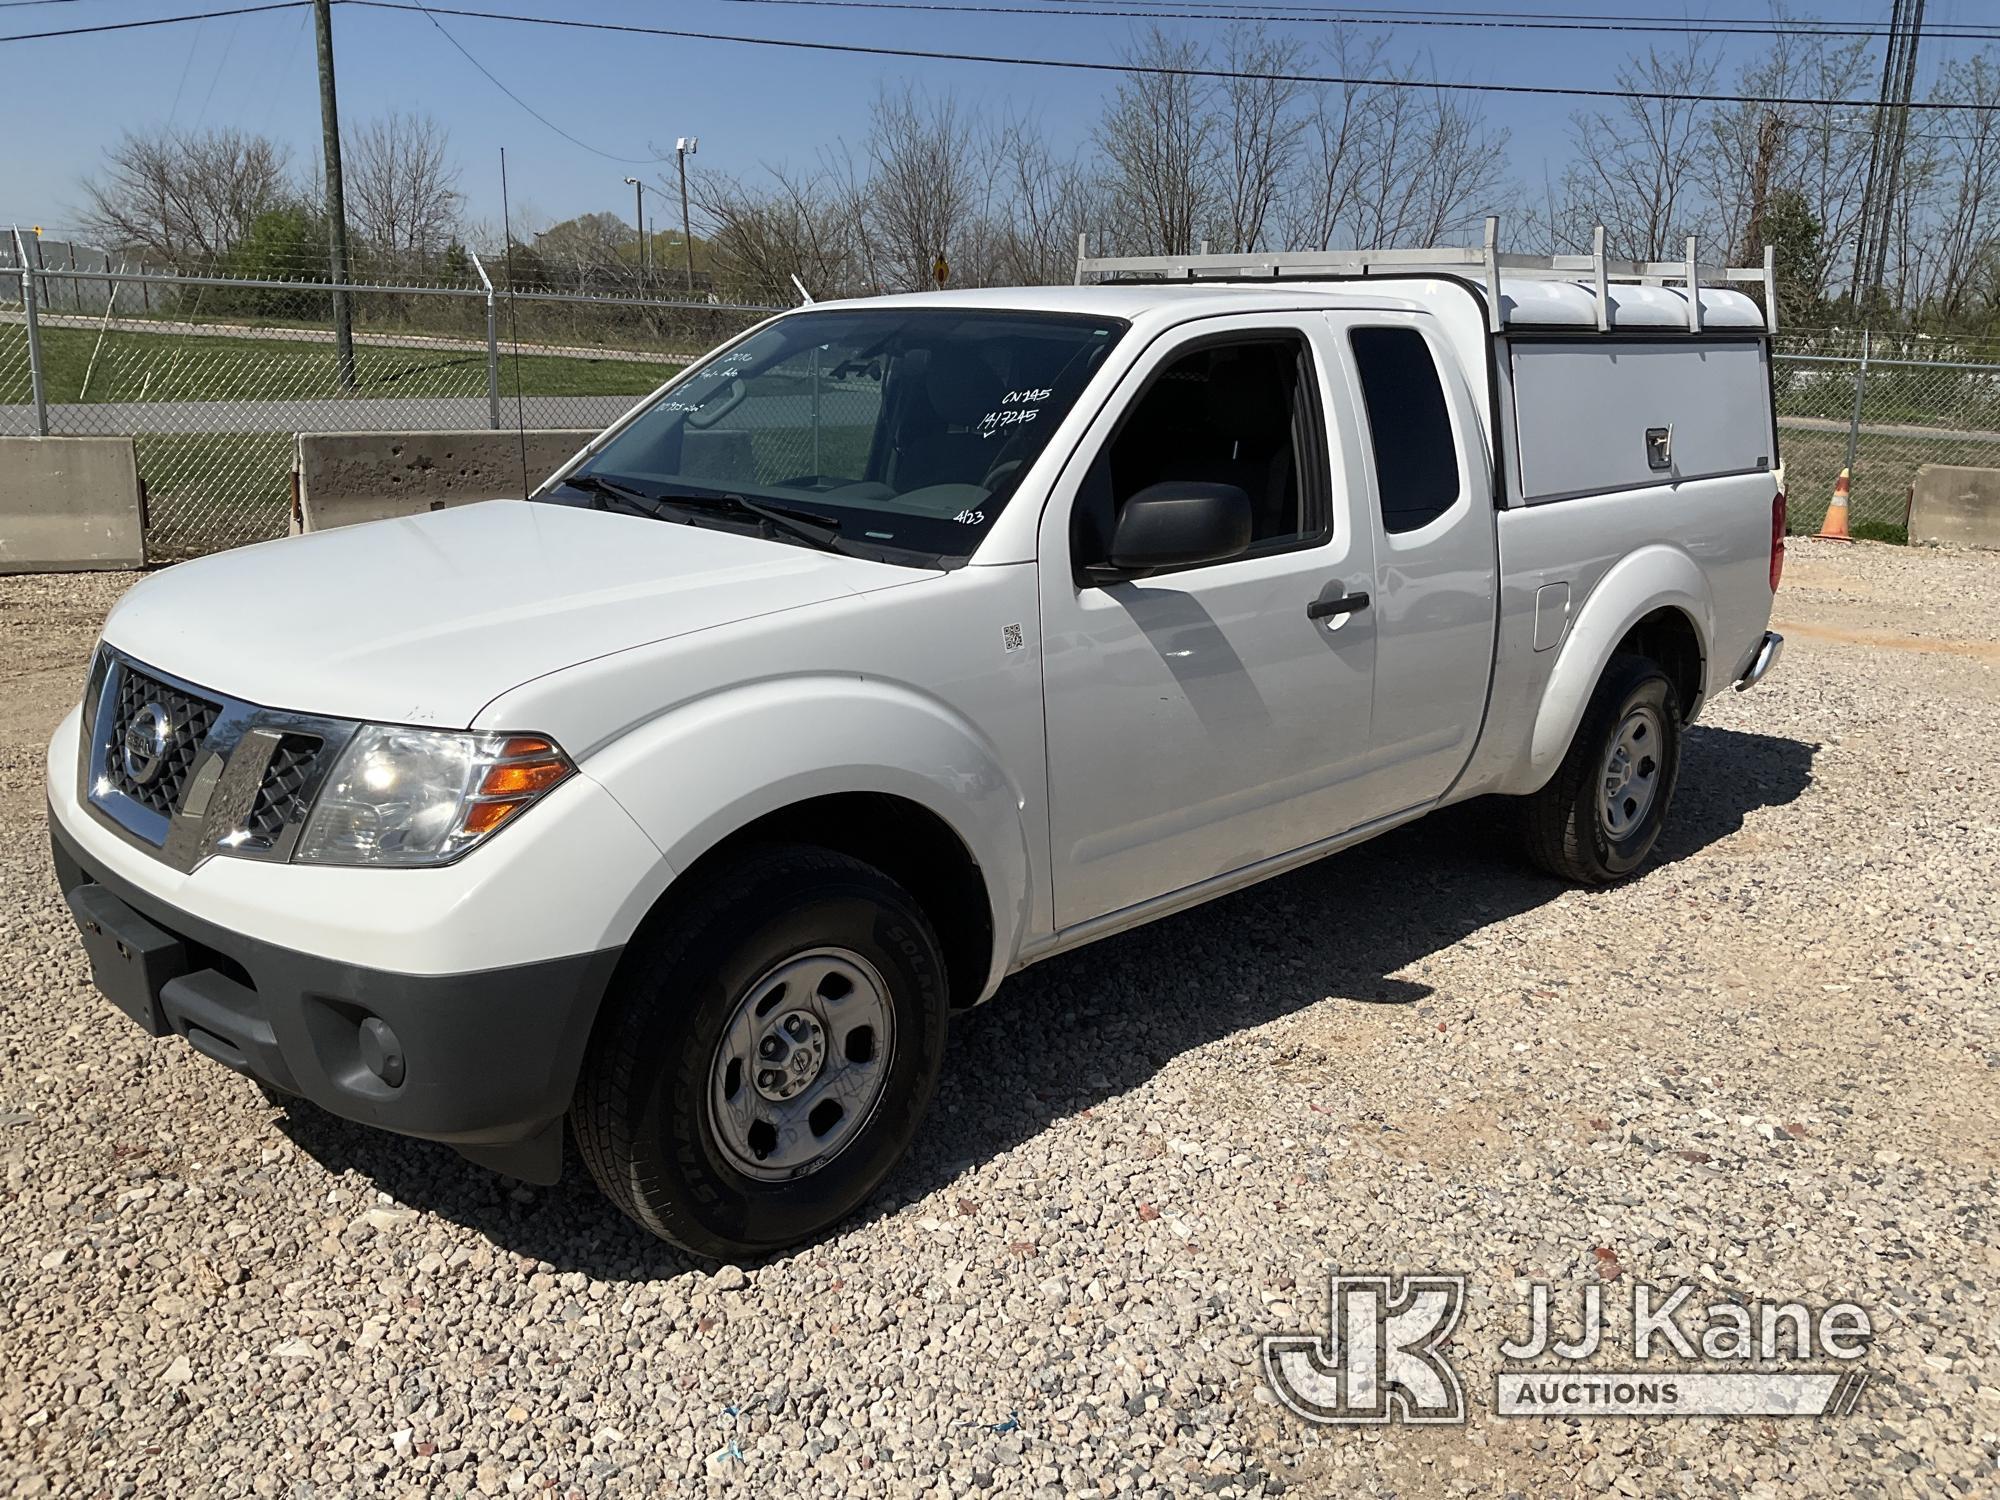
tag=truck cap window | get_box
[548,308,1126,565]
[1349,326,1461,534]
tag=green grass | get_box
[1777,424,2000,540]
[130,432,293,558]
[31,324,681,404]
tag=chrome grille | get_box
[106,666,222,816]
[245,736,324,845]
[82,648,356,873]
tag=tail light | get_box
[1770,492,1787,591]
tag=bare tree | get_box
[344,111,464,265]
[1549,39,1719,260]
[1098,27,1221,255]
[1213,25,1307,254]
[865,85,991,291]
[80,127,292,264]
[1700,29,1875,305]
[986,117,1107,284]
[531,211,640,290]
[1903,53,2000,321]
[695,160,870,302]
[1283,36,1509,252]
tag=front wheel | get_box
[1520,653,1683,884]
[572,845,950,1258]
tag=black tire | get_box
[572,844,950,1258]
[1520,652,1683,884]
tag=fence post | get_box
[1842,328,1870,478]
[15,230,48,436]
[470,250,501,431]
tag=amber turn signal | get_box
[463,738,573,839]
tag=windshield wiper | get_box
[563,472,856,556]
[561,471,665,518]
[653,490,855,555]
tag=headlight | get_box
[295,726,573,867]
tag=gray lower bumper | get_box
[1735,631,1784,691]
[50,810,621,1183]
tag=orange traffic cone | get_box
[1814,468,1853,542]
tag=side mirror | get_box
[1084,482,1253,584]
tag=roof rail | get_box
[1072,215,1779,336]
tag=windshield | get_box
[549,307,1127,563]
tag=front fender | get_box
[1524,545,1714,790]
[578,674,1033,999]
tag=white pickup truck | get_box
[48,232,1787,1256]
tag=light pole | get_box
[623,177,647,280]
[675,136,699,293]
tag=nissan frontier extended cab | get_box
[49,229,1788,1256]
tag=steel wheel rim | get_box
[706,946,896,1183]
[1599,704,1664,841]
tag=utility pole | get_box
[313,0,356,389]
[1868,0,1927,303]
[1849,0,1926,314]
[624,177,647,282]
[676,136,698,293]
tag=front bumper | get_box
[51,811,622,1183]
[1734,630,1785,691]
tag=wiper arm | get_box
[561,471,667,518]
[562,473,858,556]
[655,491,855,555]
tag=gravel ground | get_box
[2,541,1997,1498]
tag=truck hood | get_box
[101,500,935,728]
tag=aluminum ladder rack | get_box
[1073,216,1779,336]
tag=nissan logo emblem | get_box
[121,701,174,786]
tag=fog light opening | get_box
[357,1016,407,1089]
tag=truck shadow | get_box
[273,722,1815,1279]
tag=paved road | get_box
[0,309,707,367]
[0,388,874,438]
[0,394,644,437]
[1776,412,2000,446]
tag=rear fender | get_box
[1523,545,1714,791]
[579,675,1031,1000]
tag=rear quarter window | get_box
[1349,327,1461,534]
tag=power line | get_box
[716,0,2000,43]
[194,14,246,126]
[1018,0,1994,30]
[1,2,309,42]
[343,0,2000,111]
[407,1,668,163]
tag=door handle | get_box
[1306,591,1371,621]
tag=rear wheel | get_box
[1520,653,1683,884]
[572,844,949,1258]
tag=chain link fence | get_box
[1,233,780,559]
[1774,329,2000,540]
[9,227,2000,557]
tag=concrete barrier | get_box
[1909,464,2000,549]
[0,436,146,574]
[293,430,598,532]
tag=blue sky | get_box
[0,0,1982,243]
